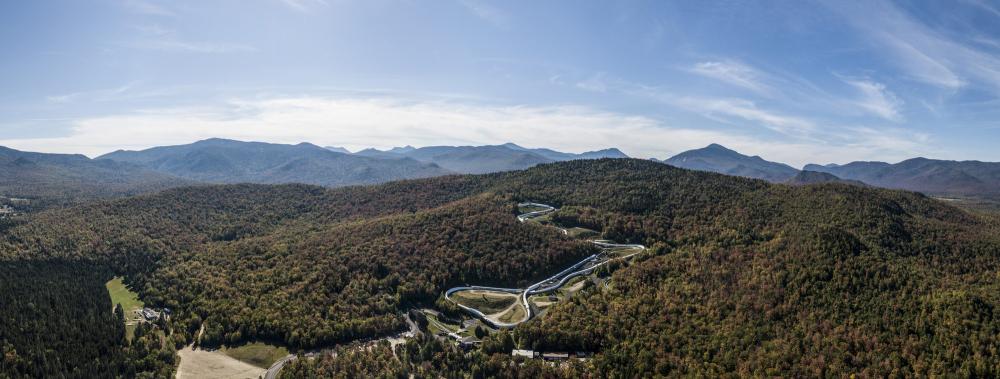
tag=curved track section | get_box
[446,203,645,328]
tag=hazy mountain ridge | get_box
[804,158,1000,197]
[355,142,629,174]
[661,144,1000,200]
[98,138,453,187]
[0,146,192,208]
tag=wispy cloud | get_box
[122,0,174,16]
[574,75,819,137]
[277,0,329,12]
[124,25,256,54]
[575,73,609,93]
[47,82,141,104]
[554,68,933,162]
[823,0,1000,94]
[133,40,257,53]
[671,96,817,136]
[841,78,904,121]
[458,0,509,27]
[689,60,774,96]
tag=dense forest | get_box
[3,159,1000,376]
[0,261,175,378]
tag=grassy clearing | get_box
[106,277,143,313]
[497,303,526,324]
[565,227,599,238]
[220,342,289,368]
[106,277,143,340]
[450,290,518,314]
[425,313,460,335]
[528,295,559,312]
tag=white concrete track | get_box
[446,202,645,328]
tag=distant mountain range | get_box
[659,143,1000,199]
[352,142,628,174]
[97,138,628,185]
[0,139,630,209]
[98,139,452,187]
[0,146,190,208]
[5,138,999,210]
[804,158,1000,197]
[659,143,799,182]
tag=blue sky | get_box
[2,0,1000,166]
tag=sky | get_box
[2,0,1000,167]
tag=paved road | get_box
[446,202,645,328]
[263,354,295,379]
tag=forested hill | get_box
[3,158,1000,376]
[0,146,193,210]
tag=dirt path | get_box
[176,346,266,379]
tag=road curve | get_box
[446,202,645,328]
[263,354,296,379]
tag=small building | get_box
[512,349,535,359]
[574,351,593,358]
[140,307,160,321]
[542,352,570,361]
[457,336,480,350]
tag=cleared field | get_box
[495,303,526,324]
[176,346,265,379]
[450,290,518,314]
[106,276,143,313]
[528,295,558,311]
[105,277,144,339]
[425,312,460,335]
[220,343,289,368]
[563,277,589,293]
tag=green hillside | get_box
[3,159,999,377]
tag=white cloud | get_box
[842,79,904,121]
[689,60,773,96]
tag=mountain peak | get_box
[386,145,417,154]
[664,144,798,182]
[193,138,240,145]
[325,146,351,154]
[500,142,526,150]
